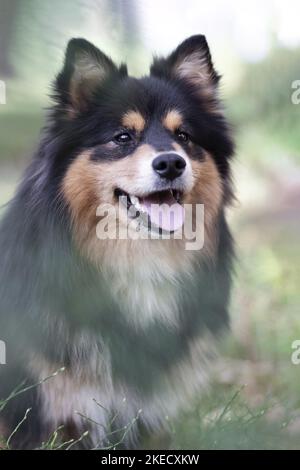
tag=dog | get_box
[0,35,234,449]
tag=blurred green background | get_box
[0,0,300,449]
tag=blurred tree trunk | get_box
[105,0,139,47]
[118,0,139,45]
[0,0,20,77]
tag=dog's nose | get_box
[152,154,186,180]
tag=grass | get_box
[0,368,142,450]
[1,376,299,450]
[171,384,300,450]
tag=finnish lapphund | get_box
[0,35,234,449]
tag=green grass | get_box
[171,386,298,450]
[0,369,142,450]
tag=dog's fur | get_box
[0,35,234,449]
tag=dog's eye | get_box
[114,132,132,144]
[176,130,190,143]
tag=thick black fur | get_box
[0,35,234,449]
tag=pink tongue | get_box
[140,192,185,232]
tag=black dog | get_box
[0,35,234,449]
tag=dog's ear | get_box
[151,35,220,96]
[55,38,127,113]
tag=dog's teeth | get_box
[130,195,140,207]
[175,191,181,202]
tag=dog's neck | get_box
[94,238,198,328]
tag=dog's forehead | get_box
[108,77,187,134]
[110,76,188,123]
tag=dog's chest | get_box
[112,269,180,328]
[105,243,194,329]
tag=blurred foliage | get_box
[230,46,300,157]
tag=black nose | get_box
[152,153,186,180]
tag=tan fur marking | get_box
[62,144,223,268]
[188,151,223,260]
[162,110,183,132]
[122,110,146,133]
[170,143,223,259]
[62,144,155,253]
[62,151,100,246]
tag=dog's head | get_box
[54,36,234,263]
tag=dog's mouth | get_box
[114,188,185,232]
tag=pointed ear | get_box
[151,35,220,96]
[55,38,127,113]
